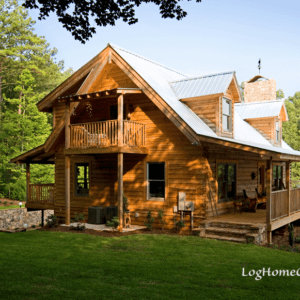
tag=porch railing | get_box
[270,190,288,221]
[70,120,146,149]
[28,184,54,203]
[290,188,300,214]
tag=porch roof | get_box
[10,144,55,164]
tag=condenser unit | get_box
[88,206,106,224]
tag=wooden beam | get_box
[65,155,71,225]
[26,163,30,202]
[65,102,70,149]
[266,158,272,243]
[118,153,123,232]
[268,210,300,231]
[286,161,291,217]
[118,94,124,147]
[64,146,149,155]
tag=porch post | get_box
[118,153,123,231]
[286,161,291,217]
[65,101,71,225]
[26,163,30,202]
[266,158,272,243]
[118,94,124,147]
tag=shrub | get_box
[70,213,85,231]
[144,210,155,230]
[0,201,2,203]
[289,224,295,247]
[10,202,13,204]
[158,209,165,230]
[106,216,120,231]
[4,201,7,205]
[31,225,36,228]
[175,220,185,231]
[46,214,58,228]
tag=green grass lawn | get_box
[0,204,25,210]
[0,231,300,300]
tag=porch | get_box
[26,183,55,210]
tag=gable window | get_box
[218,163,236,203]
[275,121,280,143]
[273,165,283,191]
[75,163,89,196]
[147,162,165,200]
[222,98,232,132]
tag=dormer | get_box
[236,75,288,146]
[170,71,242,138]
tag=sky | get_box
[26,0,300,98]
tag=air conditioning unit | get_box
[106,206,118,222]
[88,206,106,224]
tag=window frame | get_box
[222,97,232,132]
[272,164,283,191]
[146,162,166,201]
[75,162,90,197]
[217,162,236,203]
[275,120,280,143]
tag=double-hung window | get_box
[273,165,283,191]
[75,163,89,196]
[275,121,280,143]
[147,162,165,200]
[222,98,232,132]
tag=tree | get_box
[276,89,285,100]
[23,0,202,43]
[283,92,300,187]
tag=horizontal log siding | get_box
[53,94,207,229]
[246,117,275,143]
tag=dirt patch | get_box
[39,225,192,238]
[0,198,25,207]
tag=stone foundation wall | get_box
[0,208,54,229]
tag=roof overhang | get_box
[10,145,55,164]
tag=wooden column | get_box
[118,152,123,231]
[118,94,123,147]
[266,158,272,243]
[65,101,71,225]
[286,161,291,217]
[26,163,30,202]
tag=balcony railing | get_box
[70,120,146,149]
[28,184,54,204]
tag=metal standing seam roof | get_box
[110,44,300,158]
[235,100,286,120]
[169,71,236,99]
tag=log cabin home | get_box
[11,44,300,243]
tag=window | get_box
[273,165,283,191]
[275,121,280,143]
[218,163,236,203]
[222,98,232,132]
[147,162,165,200]
[75,163,89,196]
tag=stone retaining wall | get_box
[0,208,54,229]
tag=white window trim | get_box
[147,162,165,201]
[222,97,232,132]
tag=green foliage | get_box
[31,224,36,228]
[276,89,285,100]
[175,220,185,230]
[3,201,7,205]
[106,216,120,231]
[158,209,165,230]
[288,224,294,247]
[144,210,155,230]
[0,0,72,200]
[46,214,58,228]
[71,213,85,231]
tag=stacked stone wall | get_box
[244,79,276,103]
[0,208,54,229]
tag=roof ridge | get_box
[109,43,189,78]
[169,70,235,84]
[235,99,284,106]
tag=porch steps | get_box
[193,221,266,244]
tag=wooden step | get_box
[204,234,246,243]
[205,227,251,238]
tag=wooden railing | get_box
[29,184,54,203]
[70,120,146,148]
[270,190,288,221]
[290,188,300,214]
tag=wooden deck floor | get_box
[207,209,267,226]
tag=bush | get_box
[4,201,7,205]
[46,214,58,228]
[144,211,155,230]
[31,225,36,228]
[70,213,85,231]
[106,216,120,231]
[158,209,165,230]
[10,202,13,204]
[175,220,185,231]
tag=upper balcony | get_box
[65,120,148,155]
